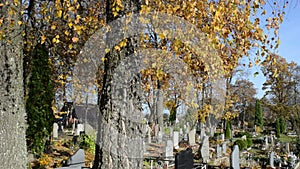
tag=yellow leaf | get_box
[57,10,62,18]
[17,21,22,25]
[41,35,46,44]
[51,25,56,30]
[119,39,127,47]
[158,33,165,39]
[68,44,73,49]
[105,48,110,53]
[68,22,73,28]
[52,38,56,43]
[114,45,121,51]
[64,30,69,36]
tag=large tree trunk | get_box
[0,1,28,168]
[93,0,143,168]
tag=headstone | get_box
[175,148,194,169]
[220,133,225,141]
[53,123,58,139]
[265,136,269,149]
[158,131,163,143]
[164,140,173,157]
[200,136,210,163]
[231,145,240,169]
[286,142,290,153]
[217,145,221,158]
[270,151,274,168]
[173,131,179,149]
[179,128,183,135]
[188,129,196,146]
[56,149,85,169]
[271,135,274,147]
[222,142,226,155]
[77,124,84,134]
[169,127,173,137]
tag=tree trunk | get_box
[0,1,27,168]
[156,80,164,129]
[93,0,143,168]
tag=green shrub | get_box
[276,118,281,138]
[79,134,95,154]
[246,138,253,148]
[235,139,247,150]
[236,132,252,138]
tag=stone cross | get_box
[231,145,240,169]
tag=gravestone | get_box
[173,131,179,149]
[188,129,196,146]
[164,140,173,157]
[265,136,269,149]
[175,148,194,169]
[270,151,274,168]
[53,123,58,139]
[179,128,183,135]
[220,133,224,141]
[222,142,226,155]
[217,144,221,158]
[271,135,274,147]
[184,134,188,141]
[200,136,210,163]
[158,131,163,143]
[77,124,84,133]
[286,142,290,153]
[169,127,173,137]
[56,149,85,169]
[231,145,240,169]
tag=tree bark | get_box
[0,1,28,168]
[93,0,143,168]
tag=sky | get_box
[249,5,300,99]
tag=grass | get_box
[278,134,298,143]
